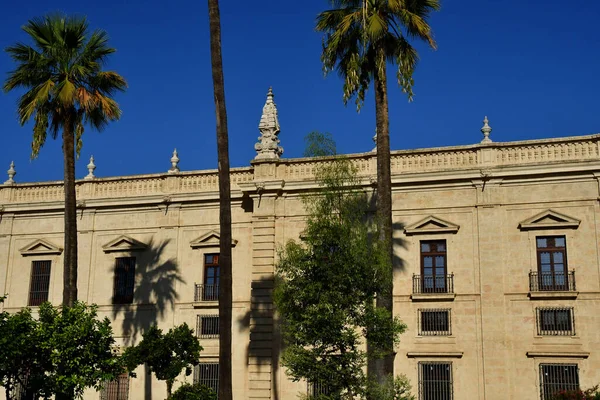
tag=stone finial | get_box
[4,161,15,184]
[169,149,180,173]
[85,156,96,180]
[372,127,378,152]
[480,116,492,143]
[254,87,283,160]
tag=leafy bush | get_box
[171,383,217,400]
[367,374,415,400]
[550,385,600,400]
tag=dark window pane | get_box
[194,363,219,395]
[28,260,51,306]
[100,373,129,400]
[113,257,135,304]
[197,315,219,338]
[540,364,579,400]
[420,362,453,400]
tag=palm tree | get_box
[317,0,439,385]
[207,1,233,399]
[4,15,127,308]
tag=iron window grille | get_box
[194,362,219,396]
[529,270,576,292]
[197,315,219,338]
[539,364,579,400]
[113,257,136,304]
[535,236,570,291]
[419,362,453,400]
[13,373,33,400]
[536,307,575,336]
[194,283,220,302]
[307,379,334,398]
[419,309,451,336]
[100,373,130,400]
[28,260,51,306]
[413,274,454,295]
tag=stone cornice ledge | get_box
[526,351,589,359]
[406,352,463,358]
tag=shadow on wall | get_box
[368,190,408,272]
[238,276,281,400]
[111,238,184,400]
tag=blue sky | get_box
[0,0,599,183]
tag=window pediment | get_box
[102,235,147,253]
[190,230,238,249]
[518,209,580,230]
[404,216,460,235]
[20,239,63,256]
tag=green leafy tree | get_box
[275,137,406,399]
[4,14,127,307]
[207,2,233,399]
[171,382,217,400]
[123,324,202,398]
[0,301,121,400]
[316,0,440,383]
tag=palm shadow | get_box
[111,237,184,399]
[237,276,280,400]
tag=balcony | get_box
[411,274,455,301]
[194,284,219,305]
[528,271,577,299]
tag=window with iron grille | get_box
[194,362,219,395]
[419,309,451,336]
[536,236,569,291]
[536,307,575,336]
[539,364,579,400]
[419,362,453,400]
[100,373,129,400]
[113,257,135,304]
[203,254,220,301]
[197,315,219,338]
[28,260,51,306]
[420,241,448,293]
[307,379,334,398]
[13,373,33,400]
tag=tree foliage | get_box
[171,382,217,400]
[123,324,202,398]
[0,301,121,399]
[274,138,406,399]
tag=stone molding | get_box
[404,215,460,235]
[19,239,63,256]
[518,209,581,230]
[526,351,589,359]
[406,352,464,358]
[102,235,147,253]
[190,230,238,249]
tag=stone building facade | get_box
[1,91,600,399]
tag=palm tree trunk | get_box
[62,113,78,308]
[208,1,233,400]
[372,53,395,385]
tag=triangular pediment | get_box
[102,235,147,253]
[190,230,237,249]
[518,209,580,230]
[20,239,63,256]
[404,216,460,235]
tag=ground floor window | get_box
[100,373,129,400]
[419,362,453,400]
[194,362,219,395]
[540,364,579,400]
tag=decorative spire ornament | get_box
[372,127,378,152]
[85,156,96,180]
[4,161,15,184]
[254,87,283,160]
[169,149,180,173]
[480,116,493,143]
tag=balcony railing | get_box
[529,271,576,292]
[413,274,454,294]
[194,284,219,302]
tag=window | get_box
[419,309,451,336]
[113,257,135,304]
[419,362,453,400]
[203,254,220,301]
[420,241,448,293]
[307,379,334,398]
[28,260,51,306]
[537,307,575,336]
[536,236,569,291]
[100,373,129,400]
[194,363,219,394]
[540,364,579,400]
[197,315,219,338]
[13,373,33,400]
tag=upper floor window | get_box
[419,309,451,336]
[194,362,219,394]
[28,260,51,306]
[539,364,579,400]
[536,307,575,336]
[420,240,448,293]
[419,362,453,400]
[113,257,135,304]
[203,254,220,301]
[536,236,569,291]
[197,315,219,338]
